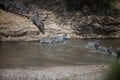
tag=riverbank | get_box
[0,6,120,42]
[0,65,105,80]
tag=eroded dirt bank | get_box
[0,8,74,42]
[0,65,105,80]
[0,0,120,42]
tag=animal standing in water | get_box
[115,47,120,59]
[87,40,100,49]
[98,46,113,54]
[40,34,69,44]
[86,40,120,57]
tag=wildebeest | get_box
[87,40,100,49]
[13,1,29,14]
[98,46,113,54]
[115,47,120,59]
[0,0,13,11]
[31,10,45,35]
[0,0,29,14]
[40,34,69,44]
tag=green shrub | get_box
[104,59,120,80]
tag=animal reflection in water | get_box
[40,34,69,44]
[86,40,120,59]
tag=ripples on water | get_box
[0,39,119,68]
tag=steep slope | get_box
[0,0,120,42]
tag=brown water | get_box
[0,39,119,68]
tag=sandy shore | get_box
[0,65,105,80]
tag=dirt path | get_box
[0,65,105,80]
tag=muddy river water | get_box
[0,39,119,68]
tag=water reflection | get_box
[0,39,119,68]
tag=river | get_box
[0,39,119,68]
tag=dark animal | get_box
[31,10,45,35]
[40,34,69,44]
[0,0,13,11]
[94,40,100,49]
[115,47,120,59]
[99,46,113,54]
[0,0,29,14]
[52,34,69,43]
[13,1,29,14]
